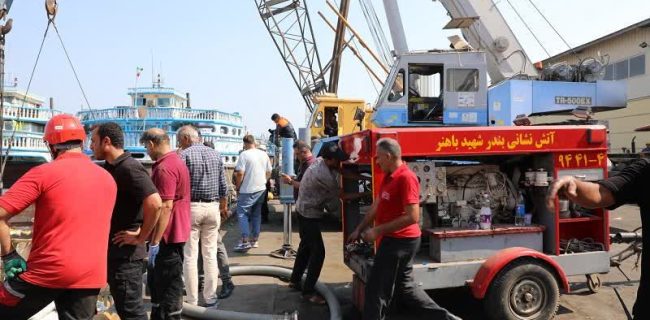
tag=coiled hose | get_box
[182,265,342,320]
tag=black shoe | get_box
[217,281,235,299]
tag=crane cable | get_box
[358,0,392,67]
[1,2,94,181]
[51,21,93,114]
[0,16,52,180]
[527,0,577,54]
[503,0,551,57]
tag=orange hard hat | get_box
[44,114,86,145]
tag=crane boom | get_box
[255,0,327,113]
[437,0,539,83]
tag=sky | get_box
[3,0,649,136]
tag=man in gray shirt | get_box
[288,142,347,304]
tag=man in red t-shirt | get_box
[349,138,459,320]
[0,114,117,319]
[139,128,191,319]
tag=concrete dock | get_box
[199,202,642,320]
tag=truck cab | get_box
[308,95,374,140]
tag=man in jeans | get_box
[91,122,162,320]
[178,126,229,307]
[289,142,345,304]
[234,135,272,252]
[348,138,459,320]
[139,128,191,319]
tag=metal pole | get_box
[327,0,350,94]
[382,0,409,55]
[0,32,5,194]
[271,138,297,259]
[325,0,389,74]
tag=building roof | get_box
[543,18,650,62]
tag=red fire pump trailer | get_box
[339,125,610,320]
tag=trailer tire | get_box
[484,259,559,320]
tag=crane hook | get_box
[45,0,57,22]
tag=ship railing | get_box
[3,105,62,121]
[78,107,242,125]
[2,134,48,151]
[120,131,242,154]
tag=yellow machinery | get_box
[308,94,374,139]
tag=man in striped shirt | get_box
[177,125,230,307]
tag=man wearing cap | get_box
[0,114,117,319]
[288,142,346,304]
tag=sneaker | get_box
[233,242,251,252]
[217,281,235,299]
[203,300,220,309]
[251,240,259,248]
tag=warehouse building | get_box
[538,18,650,153]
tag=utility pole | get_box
[0,0,13,194]
[327,0,350,94]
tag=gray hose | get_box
[182,265,342,320]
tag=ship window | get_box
[447,68,479,92]
[220,126,229,134]
[157,98,171,106]
[388,69,405,102]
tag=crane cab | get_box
[372,50,489,127]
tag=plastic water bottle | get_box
[515,192,526,226]
[479,194,492,230]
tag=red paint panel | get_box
[338,125,608,164]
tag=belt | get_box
[191,198,217,203]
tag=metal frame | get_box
[254,0,327,114]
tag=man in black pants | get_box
[348,138,459,320]
[289,142,346,304]
[91,122,162,320]
[548,159,650,319]
[135,128,191,319]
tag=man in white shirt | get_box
[233,135,272,252]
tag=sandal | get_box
[303,293,327,305]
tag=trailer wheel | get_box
[586,274,601,293]
[484,259,559,320]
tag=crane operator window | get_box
[447,68,479,92]
[388,70,405,102]
[408,64,444,123]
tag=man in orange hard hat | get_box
[0,114,117,319]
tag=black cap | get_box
[320,142,349,161]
